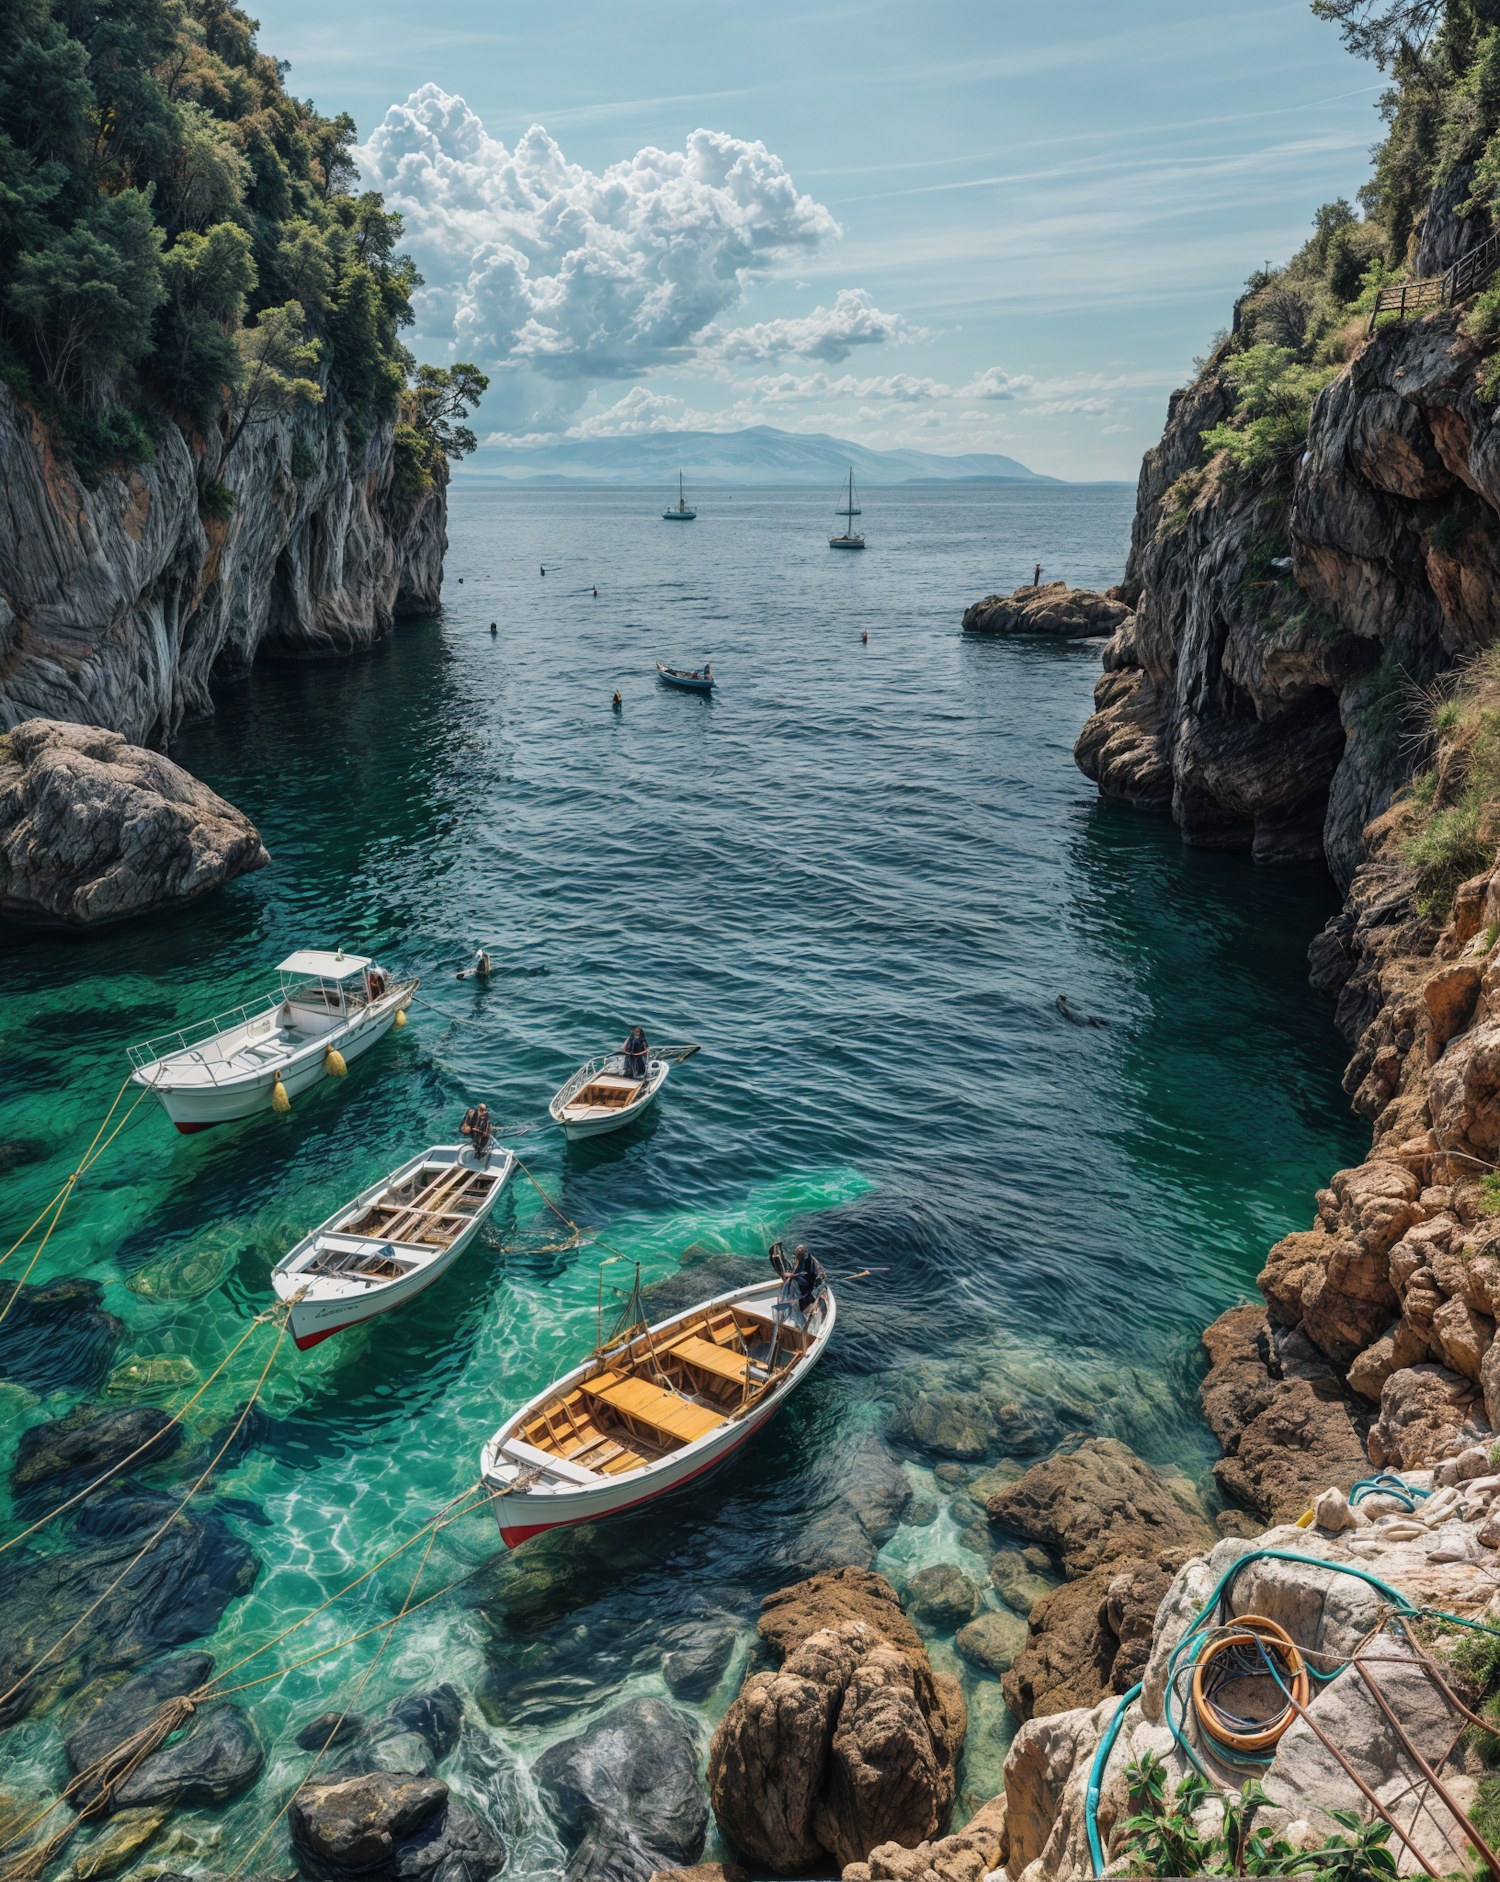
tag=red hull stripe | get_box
[292,1324,343,1351]
[498,1405,779,1547]
[174,1120,217,1134]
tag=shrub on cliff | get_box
[1199,344,1338,481]
[1397,650,1500,912]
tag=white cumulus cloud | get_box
[702,289,925,364]
[956,367,1033,401]
[738,370,949,402]
[358,84,843,421]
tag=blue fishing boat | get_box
[657,663,715,693]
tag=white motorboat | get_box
[273,1144,514,1350]
[479,1270,835,1547]
[128,949,417,1133]
[549,1053,669,1140]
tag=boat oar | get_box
[653,1043,701,1062]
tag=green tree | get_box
[224,297,321,458]
[408,362,490,460]
[8,187,163,398]
[157,219,254,419]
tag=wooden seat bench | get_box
[584,1370,726,1444]
[668,1333,752,1385]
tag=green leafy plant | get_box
[1200,344,1338,481]
[1120,1754,1397,1877]
[197,478,235,524]
[289,440,319,482]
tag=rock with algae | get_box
[104,1357,200,1402]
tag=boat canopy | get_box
[277,950,371,981]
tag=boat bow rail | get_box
[128,992,284,1075]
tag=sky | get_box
[246,0,1385,479]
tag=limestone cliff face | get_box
[0,381,447,747]
[1077,301,1500,888]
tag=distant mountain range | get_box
[458,425,1060,486]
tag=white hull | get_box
[479,1274,834,1547]
[549,1055,669,1140]
[272,1145,513,1350]
[132,982,416,1132]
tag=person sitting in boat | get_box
[622,1027,649,1079]
[461,1102,493,1160]
[365,967,387,1001]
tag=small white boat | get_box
[663,471,696,520]
[273,1144,514,1350]
[549,1053,669,1140]
[479,1271,835,1546]
[128,949,417,1133]
[830,468,865,550]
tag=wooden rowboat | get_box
[272,1144,514,1349]
[549,1053,669,1140]
[657,664,714,693]
[479,1270,835,1547]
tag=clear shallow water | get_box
[0,483,1367,1862]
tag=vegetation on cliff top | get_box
[1387,646,1500,911]
[0,0,485,486]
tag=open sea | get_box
[0,482,1368,1867]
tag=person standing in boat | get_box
[461,1102,493,1162]
[622,1026,649,1079]
[703,661,712,684]
[365,966,387,1001]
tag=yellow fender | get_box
[271,1075,291,1114]
[325,1047,348,1077]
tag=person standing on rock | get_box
[1033,562,1043,587]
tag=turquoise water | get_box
[0,483,1367,1865]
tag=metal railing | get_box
[1368,224,1500,332]
[127,992,284,1072]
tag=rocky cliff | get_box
[0,380,447,749]
[1076,304,1500,888]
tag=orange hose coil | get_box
[1191,1613,1309,1754]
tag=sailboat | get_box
[829,470,864,550]
[663,472,696,521]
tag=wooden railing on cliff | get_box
[1367,225,1500,332]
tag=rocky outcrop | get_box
[998,1557,1177,1725]
[0,719,268,925]
[708,1569,965,1875]
[0,378,446,749]
[961,584,1128,639]
[983,1438,1216,1577]
[1073,304,1500,885]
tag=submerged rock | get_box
[0,720,268,927]
[0,1491,259,1727]
[0,1277,124,1395]
[790,1431,914,1571]
[532,1696,706,1882]
[289,1761,503,1882]
[1000,1555,1178,1725]
[104,1356,201,1402]
[660,1619,738,1702]
[708,1569,965,1874]
[984,1438,1215,1577]
[11,1404,182,1498]
[65,1652,260,1814]
[961,583,1129,639]
[988,1549,1059,1617]
[953,1607,1028,1676]
[72,1805,172,1879]
[905,1565,981,1629]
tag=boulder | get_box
[0,1492,259,1728]
[296,1713,366,1753]
[1209,1376,1373,1521]
[905,1566,981,1630]
[1368,1362,1486,1468]
[66,1653,214,1807]
[1425,962,1484,1057]
[709,1572,964,1874]
[961,583,1129,639]
[289,1773,447,1872]
[999,1557,1172,1723]
[533,1696,706,1882]
[984,1439,1214,1577]
[0,720,268,927]
[953,1607,1028,1676]
[107,1707,262,1812]
[0,1277,124,1395]
[12,1403,181,1496]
